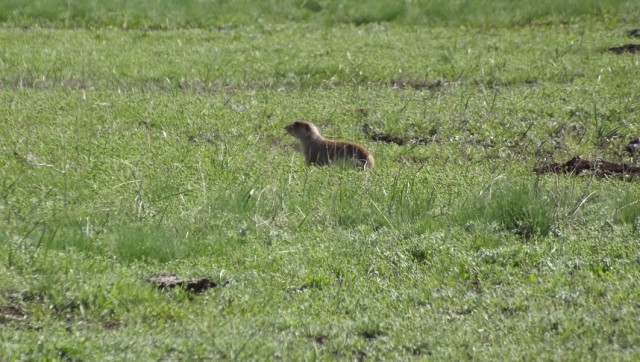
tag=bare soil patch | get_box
[534,156,640,179]
[0,305,27,325]
[627,29,640,38]
[608,44,640,54]
[362,124,432,146]
[390,79,443,91]
[145,272,221,293]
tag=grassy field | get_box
[1,1,640,360]
[1,0,637,28]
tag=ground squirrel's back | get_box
[285,120,374,169]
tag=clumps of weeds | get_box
[614,190,640,234]
[453,178,556,239]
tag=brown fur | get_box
[285,120,374,169]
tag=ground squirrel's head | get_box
[285,120,322,140]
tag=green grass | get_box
[2,1,640,360]
[1,0,638,28]
[452,178,557,239]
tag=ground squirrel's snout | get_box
[284,123,294,135]
[285,120,309,136]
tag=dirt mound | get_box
[534,156,640,179]
[608,44,640,54]
[627,29,640,38]
[362,124,432,146]
[390,79,442,91]
[145,272,221,293]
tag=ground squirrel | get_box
[285,120,375,169]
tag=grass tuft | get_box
[454,178,556,239]
[615,191,640,233]
[107,225,187,263]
